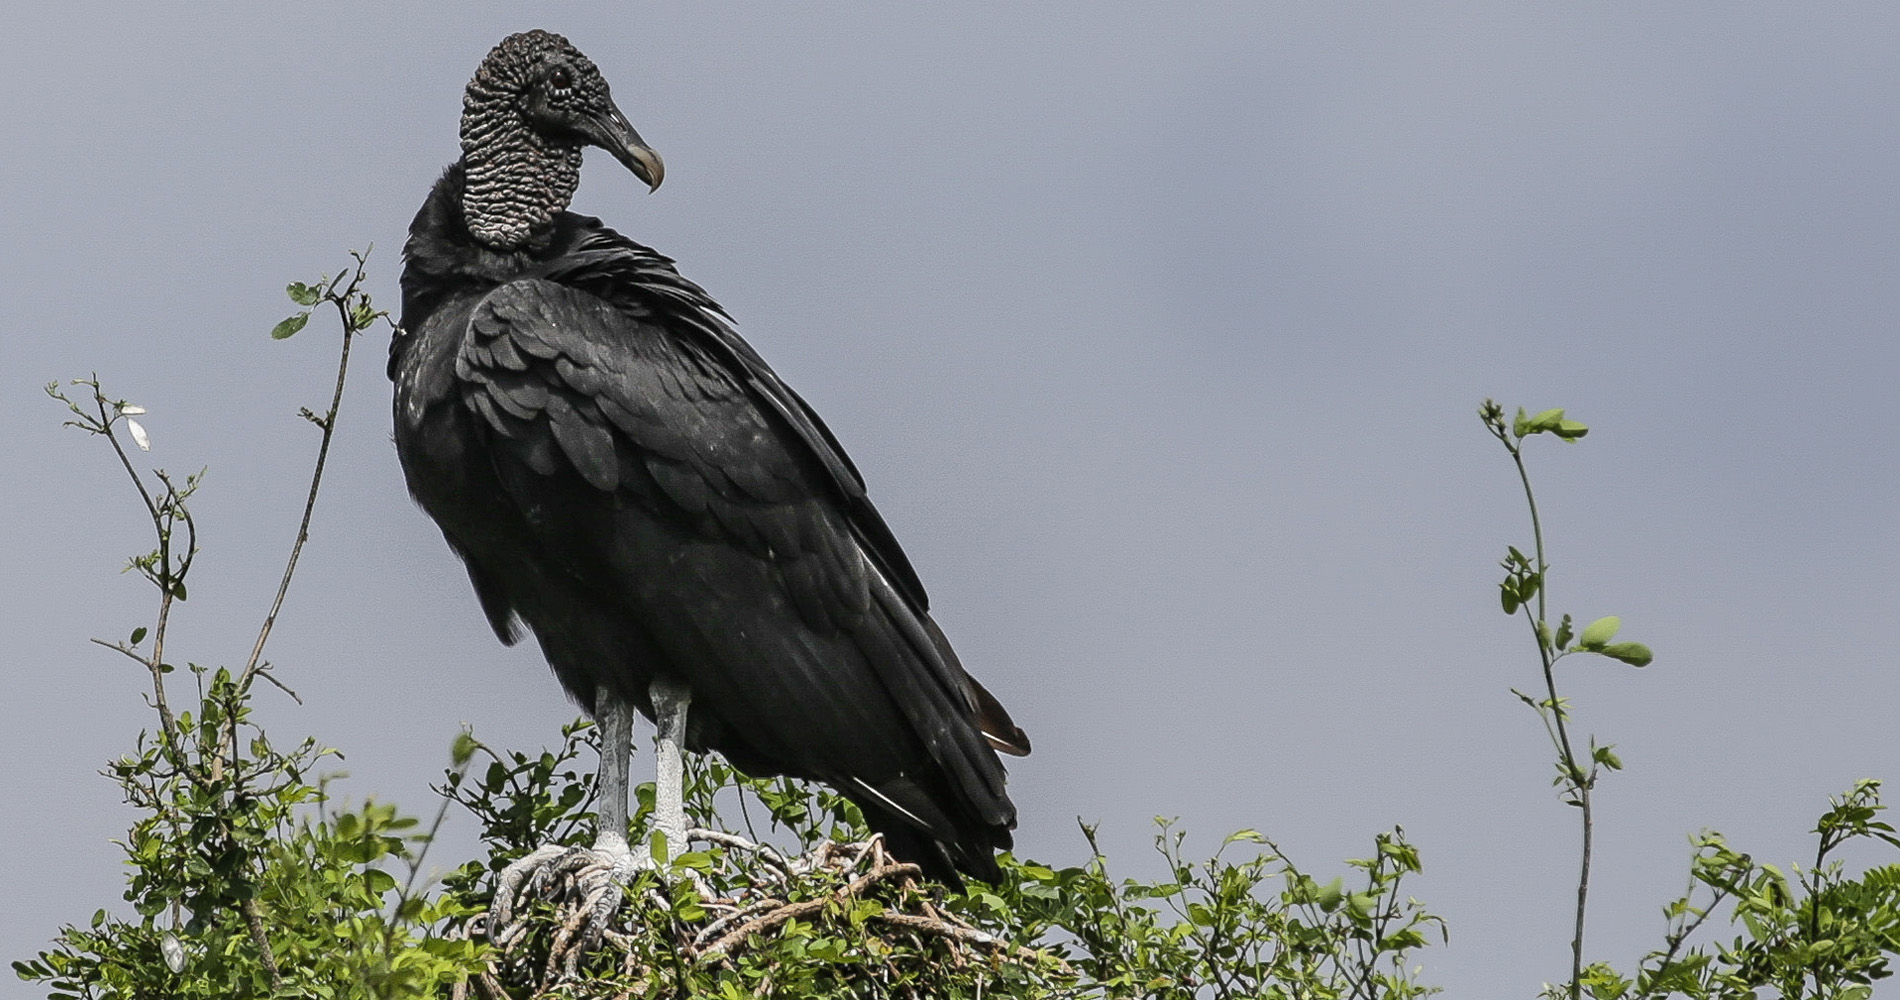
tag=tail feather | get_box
[922,616,1030,757]
[848,790,1006,887]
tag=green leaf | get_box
[450,730,478,768]
[1578,616,1621,648]
[1553,614,1573,651]
[270,312,309,339]
[286,281,321,306]
[1598,641,1653,667]
[1526,408,1566,434]
[363,868,398,895]
[130,627,147,645]
[1499,581,1520,615]
[1514,407,1571,437]
[1315,876,1345,911]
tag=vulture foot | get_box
[486,839,649,978]
[485,833,720,981]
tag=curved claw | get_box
[489,844,569,933]
[545,851,646,979]
[488,840,650,969]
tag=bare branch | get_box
[239,251,372,693]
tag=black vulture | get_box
[388,30,1029,921]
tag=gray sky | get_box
[6,4,1899,995]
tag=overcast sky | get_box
[6,4,1900,995]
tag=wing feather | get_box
[446,267,1015,869]
[394,167,1021,882]
[461,278,875,628]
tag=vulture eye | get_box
[548,66,574,92]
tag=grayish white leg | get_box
[486,686,643,957]
[650,675,692,864]
[483,682,700,967]
[593,686,634,855]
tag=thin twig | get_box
[238,257,367,693]
[1493,410,1593,1000]
[475,970,510,1000]
[252,666,303,704]
[87,386,187,744]
[1645,888,1728,997]
[93,384,162,525]
[691,895,787,948]
[699,862,921,958]
[152,468,199,583]
[242,898,285,991]
[869,912,1059,968]
[688,827,794,880]
[148,593,178,733]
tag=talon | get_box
[485,840,651,965]
[489,843,567,931]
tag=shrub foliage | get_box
[16,269,1900,998]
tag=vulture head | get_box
[458,29,664,249]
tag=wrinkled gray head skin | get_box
[459,30,663,249]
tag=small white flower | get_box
[118,403,146,415]
[125,418,150,451]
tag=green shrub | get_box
[22,265,1900,998]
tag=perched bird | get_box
[388,29,1029,919]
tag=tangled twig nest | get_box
[453,830,1059,998]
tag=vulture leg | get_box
[485,688,647,964]
[593,687,636,856]
[650,675,692,861]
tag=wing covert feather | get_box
[457,278,874,631]
[453,279,1012,799]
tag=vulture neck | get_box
[458,93,583,250]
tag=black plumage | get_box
[390,30,1027,882]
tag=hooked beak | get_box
[578,101,664,192]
